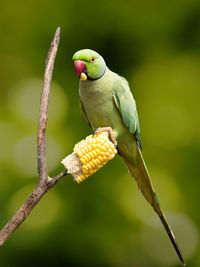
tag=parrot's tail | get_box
[123,147,185,266]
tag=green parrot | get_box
[72,49,185,266]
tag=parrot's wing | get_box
[79,98,92,128]
[112,76,142,150]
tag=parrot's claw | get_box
[94,127,117,147]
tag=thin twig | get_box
[0,27,68,247]
[47,170,68,187]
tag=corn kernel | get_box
[95,158,101,165]
[91,150,97,158]
[103,156,108,161]
[96,143,102,149]
[86,163,92,170]
[82,165,88,171]
[98,155,103,162]
[92,159,97,165]
[105,151,110,157]
[80,157,86,164]
[95,149,100,155]
[89,161,95,168]
[81,155,87,163]
[86,154,91,162]
[104,143,109,148]
[91,144,96,149]
[88,151,94,159]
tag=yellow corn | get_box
[73,131,117,183]
[62,131,117,183]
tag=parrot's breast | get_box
[79,68,119,132]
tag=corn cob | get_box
[61,131,117,183]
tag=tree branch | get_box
[37,27,60,182]
[0,27,68,247]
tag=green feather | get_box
[79,98,91,128]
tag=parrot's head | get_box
[72,49,106,81]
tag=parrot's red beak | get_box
[74,60,86,77]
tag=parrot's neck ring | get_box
[87,66,106,81]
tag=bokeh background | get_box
[0,0,200,266]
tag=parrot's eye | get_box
[90,57,96,63]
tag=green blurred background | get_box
[0,0,199,266]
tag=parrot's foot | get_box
[94,127,117,147]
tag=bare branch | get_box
[0,168,68,246]
[47,170,68,187]
[37,27,60,182]
[0,183,48,247]
[0,27,62,247]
